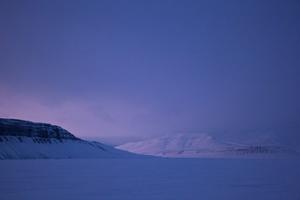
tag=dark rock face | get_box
[0,118,79,140]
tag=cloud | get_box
[0,85,173,138]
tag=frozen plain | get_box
[1,158,300,200]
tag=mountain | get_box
[117,133,298,158]
[0,118,136,159]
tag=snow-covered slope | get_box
[117,133,297,158]
[0,118,136,159]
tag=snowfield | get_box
[1,158,300,200]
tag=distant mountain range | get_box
[117,133,298,158]
[0,118,136,159]
[1,118,298,159]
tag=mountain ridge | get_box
[117,133,298,158]
[0,118,137,159]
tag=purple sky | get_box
[0,0,300,145]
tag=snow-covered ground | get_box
[1,158,300,200]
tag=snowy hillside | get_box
[117,133,297,158]
[0,118,135,159]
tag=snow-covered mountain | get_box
[117,133,298,158]
[0,118,136,159]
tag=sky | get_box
[0,0,300,145]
